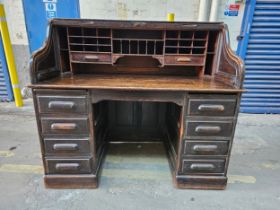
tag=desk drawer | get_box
[41,117,89,135]
[70,52,111,63]
[44,138,90,156]
[185,121,233,138]
[165,55,204,66]
[182,159,225,174]
[183,140,229,156]
[45,158,92,174]
[187,97,237,116]
[37,95,88,114]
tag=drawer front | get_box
[37,95,87,114]
[70,52,111,63]
[184,140,229,156]
[182,159,225,174]
[44,138,90,156]
[45,158,92,174]
[165,55,204,66]
[185,121,233,138]
[41,117,89,135]
[187,98,236,116]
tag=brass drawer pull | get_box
[48,101,75,110]
[190,163,215,171]
[53,143,79,151]
[176,57,192,62]
[193,144,218,152]
[195,125,221,134]
[51,123,77,130]
[55,163,80,171]
[198,104,225,112]
[84,55,99,61]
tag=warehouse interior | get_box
[0,0,280,210]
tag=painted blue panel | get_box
[0,34,13,101]
[23,0,80,53]
[236,0,256,59]
[237,0,280,114]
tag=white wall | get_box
[0,0,28,45]
[80,0,245,50]
[80,0,199,21]
[3,0,244,49]
[217,0,245,50]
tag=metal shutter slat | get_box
[0,36,13,101]
[240,0,280,113]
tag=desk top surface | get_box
[29,74,242,92]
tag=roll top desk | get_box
[29,19,244,190]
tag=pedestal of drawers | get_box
[33,89,98,188]
[174,94,238,190]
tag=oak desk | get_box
[29,19,244,190]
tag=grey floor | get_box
[0,99,280,210]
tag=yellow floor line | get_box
[0,151,15,157]
[228,175,256,184]
[0,163,256,184]
[0,164,43,174]
[105,156,168,165]
[102,169,170,180]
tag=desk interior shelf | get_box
[55,25,221,76]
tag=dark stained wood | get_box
[183,140,229,156]
[45,158,93,174]
[29,19,244,190]
[184,120,234,138]
[91,89,185,106]
[41,117,89,135]
[44,174,98,189]
[181,158,226,174]
[29,74,243,92]
[71,52,111,64]
[44,138,91,156]
[164,55,205,66]
[37,94,88,114]
[187,94,237,116]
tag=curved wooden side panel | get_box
[30,20,59,84]
[215,25,244,89]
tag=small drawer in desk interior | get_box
[184,120,234,138]
[187,95,237,116]
[70,52,111,63]
[40,117,89,135]
[183,140,229,156]
[45,158,93,174]
[181,159,226,174]
[164,55,205,66]
[44,138,90,156]
[37,95,88,114]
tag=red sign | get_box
[229,4,240,11]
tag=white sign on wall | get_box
[42,0,58,19]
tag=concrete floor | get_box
[0,99,280,210]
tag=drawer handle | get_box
[198,104,225,112]
[51,123,77,130]
[84,55,99,61]
[53,143,79,151]
[48,101,75,110]
[195,125,221,134]
[55,163,80,171]
[176,57,192,62]
[190,163,215,171]
[193,144,218,152]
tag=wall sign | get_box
[224,3,240,16]
[43,0,57,19]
